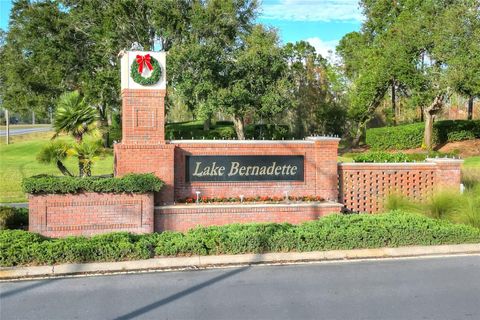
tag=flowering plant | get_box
[177,195,325,204]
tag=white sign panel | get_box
[121,51,166,90]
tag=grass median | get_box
[1,210,479,267]
[0,133,113,203]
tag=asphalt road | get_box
[1,255,479,320]
[0,126,52,136]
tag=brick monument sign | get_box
[29,50,463,237]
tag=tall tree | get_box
[215,25,290,139]
[435,0,480,120]
[0,0,74,118]
[62,0,155,147]
[284,41,346,137]
[168,0,258,131]
[338,0,478,149]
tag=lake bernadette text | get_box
[192,161,299,177]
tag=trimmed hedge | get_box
[353,151,410,163]
[352,151,456,163]
[1,211,479,267]
[366,120,480,150]
[22,173,163,194]
[0,207,28,230]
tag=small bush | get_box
[22,173,163,194]
[384,194,421,213]
[245,124,292,140]
[353,151,410,163]
[1,211,479,267]
[0,207,28,230]
[352,151,456,163]
[384,186,480,229]
[462,168,480,189]
[366,120,480,150]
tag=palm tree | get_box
[68,139,105,177]
[37,140,74,176]
[53,91,97,143]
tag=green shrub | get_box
[353,151,410,163]
[423,191,463,220]
[435,120,480,142]
[22,173,163,194]
[384,186,480,229]
[366,120,480,150]
[352,151,457,163]
[462,168,480,189]
[165,120,237,140]
[164,120,294,140]
[384,194,421,213]
[366,122,425,150]
[245,124,292,140]
[0,207,28,230]
[2,211,479,267]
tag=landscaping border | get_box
[1,243,479,280]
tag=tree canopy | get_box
[337,0,480,148]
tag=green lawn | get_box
[464,156,480,168]
[0,134,113,203]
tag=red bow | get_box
[136,54,153,73]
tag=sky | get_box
[0,0,362,57]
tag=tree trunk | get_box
[203,116,211,131]
[97,105,110,148]
[352,123,364,147]
[423,110,434,151]
[56,160,73,177]
[420,106,424,122]
[78,161,84,177]
[100,116,109,148]
[391,79,397,125]
[467,95,474,120]
[233,115,245,140]
[423,94,446,151]
[5,108,9,145]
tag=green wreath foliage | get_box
[130,56,162,86]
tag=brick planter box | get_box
[29,193,154,237]
[154,202,343,232]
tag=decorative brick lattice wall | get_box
[338,159,463,213]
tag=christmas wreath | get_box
[130,54,162,86]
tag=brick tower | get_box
[114,51,175,204]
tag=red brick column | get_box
[121,89,166,143]
[115,87,175,204]
[307,137,340,201]
[427,158,463,190]
[114,144,175,204]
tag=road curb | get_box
[1,243,479,280]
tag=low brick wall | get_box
[338,158,463,213]
[29,193,154,237]
[154,202,343,232]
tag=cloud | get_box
[305,37,339,59]
[261,0,362,22]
